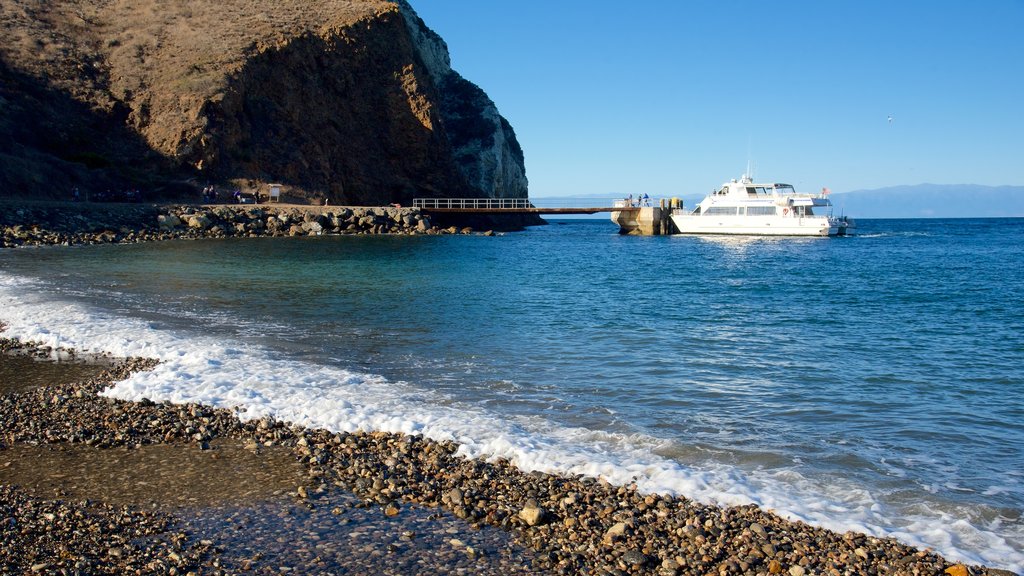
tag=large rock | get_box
[301,221,323,235]
[185,214,212,230]
[0,1,528,205]
[157,215,182,230]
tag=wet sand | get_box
[0,350,113,396]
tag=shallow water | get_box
[0,352,112,394]
[1,218,1021,570]
[0,441,536,574]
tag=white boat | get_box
[670,174,852,236]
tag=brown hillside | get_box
[0,0,527,204]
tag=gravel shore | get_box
[0,339,1017,575]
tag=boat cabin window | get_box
[747,187,771,196]
[704,206,737,216]
[747,206,776,216]
[775,185,796,195]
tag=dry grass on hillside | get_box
[100,0,393,90]
[97,0,395,152]
[1,0,394,135]
[1,0,488,204]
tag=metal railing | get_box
[413,197,667,210]
[534,197,646,208]
[413,198,535,210]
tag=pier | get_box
[412,198,680,235]
[412,197,633,215]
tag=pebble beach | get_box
[0,337,1015,576]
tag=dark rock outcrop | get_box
[0,1,528,205]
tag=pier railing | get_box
[413,198,535,210]
[411,197,669,214]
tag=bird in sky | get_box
[888,114,894,125]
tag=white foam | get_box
[1,272,1021,573]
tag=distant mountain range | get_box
[830,184,1024,219]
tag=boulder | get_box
[186,214,213,230]
[157,214,182,229]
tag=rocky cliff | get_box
[0,0,528,204]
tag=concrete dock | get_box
[610,199,682,235]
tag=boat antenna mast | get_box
[743,158,755,183]
[744,137,755,183]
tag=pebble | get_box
[518,500,546,526]
[622,549,648,567]
[749,521,767,538]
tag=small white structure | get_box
[268,184,282,203]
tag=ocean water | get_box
[1,218,1022,571]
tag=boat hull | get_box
[670,215,840,237]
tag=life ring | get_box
[782,208,789,216]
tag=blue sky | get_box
[413,1,1024,198]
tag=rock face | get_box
[396,1,528,200]
[0,0,528,205]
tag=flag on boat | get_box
[821,187,831,196]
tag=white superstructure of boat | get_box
[670,175,852,236]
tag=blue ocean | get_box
[1,218,1021,571]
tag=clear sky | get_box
[412,1,1024,198]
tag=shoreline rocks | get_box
[0,339,1016,575]
[0,202,497,249]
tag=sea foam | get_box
[0,272,1020,572]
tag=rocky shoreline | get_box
[0,337,1015,576]
[0,201,502,249]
